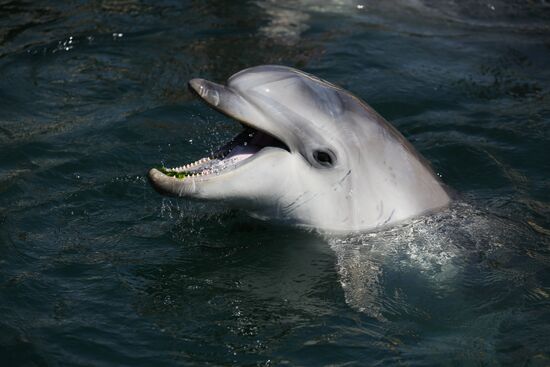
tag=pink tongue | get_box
[224,144,260,162]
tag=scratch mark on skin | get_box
[284,192,320,213]
[381,209,395,226]
[338,170,352,186]
[377,200,384,220]
[333,170,352,192]
[287,170,352,215]
[283,192,307,210]
[288,172,350,214]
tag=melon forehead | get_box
[228,66,346,120]
[228,66,298,93]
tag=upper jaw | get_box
[188,78,294,152]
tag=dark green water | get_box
[1,1,549,366]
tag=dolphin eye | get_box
[313,150,335,167]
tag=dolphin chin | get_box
[149,65,451,232]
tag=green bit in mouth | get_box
[157,167,188,179]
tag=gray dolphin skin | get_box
[148,65,450,232]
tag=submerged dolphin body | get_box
[149,65,450,232]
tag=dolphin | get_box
[148,65,450,232]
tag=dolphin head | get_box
[149,65,450,232]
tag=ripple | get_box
[1,0,549,365]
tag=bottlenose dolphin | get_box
[148,65,450,232]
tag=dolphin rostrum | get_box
[148,65,450,232]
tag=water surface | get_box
[1,1,549,366]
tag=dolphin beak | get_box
[188,78,250,122]
[189,78,223,107]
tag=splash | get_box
[328,201,539,319]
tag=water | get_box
[1,1,549,366]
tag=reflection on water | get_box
[257,0,311,45]
[256,0,550,44]
[1,0,550,366]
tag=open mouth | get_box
[157,125,289,180]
